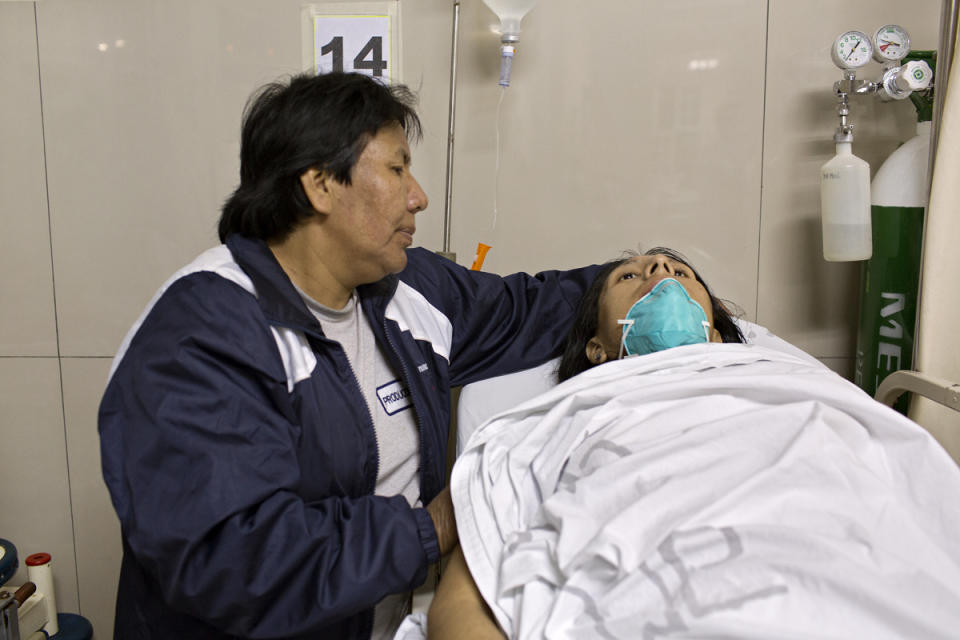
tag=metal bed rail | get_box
[875,370,960,412]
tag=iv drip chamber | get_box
[820,135,872,261]
[483,0,538,86]
[498,45,515,87]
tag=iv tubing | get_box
[442,0,462,254]
[493,85,505,230]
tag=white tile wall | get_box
[38,0,306,357]
[0,358,79,614]
[61,358,118,639]
[36,0,454,358]
[0,1,57,356]
[450,0,768,322]
[819,357,855,380]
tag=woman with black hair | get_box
[557,247,744,381]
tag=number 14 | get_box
[320,36,387,77]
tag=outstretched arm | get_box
[427,545,506,639]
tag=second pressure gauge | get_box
[832,31,874,69]
[873,25,911,62]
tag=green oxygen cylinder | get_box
[854,51,935,413]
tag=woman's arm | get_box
[428,545,506,639]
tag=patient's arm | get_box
[426,486,458,556]
[427,545,506,639]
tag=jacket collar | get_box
[225,234,400,332]
[226,234,322,333]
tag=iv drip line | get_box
[492,85,506,230]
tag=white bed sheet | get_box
[456,319,820,454]
[452,343,960,638]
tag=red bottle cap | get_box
[25,553,51,566]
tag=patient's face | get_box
[591,254,720,360]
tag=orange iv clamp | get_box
[471,243,492,271]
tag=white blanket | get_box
[451,343,960,639]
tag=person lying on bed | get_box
[426,247,960,640]
[555,247,744,381]
[427,247,746,638]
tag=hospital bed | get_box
[876,369,960,413]
[396,320,960,639]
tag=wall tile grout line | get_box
[755,0,771,325]
[34,1,84,617]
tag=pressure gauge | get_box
[831,31,874,69]
[873,25,911,63]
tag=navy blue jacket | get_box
[99,234,600,639]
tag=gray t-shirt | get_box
[296,287,422,640]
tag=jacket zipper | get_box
[382,318,429,503]
[329,338,380,496]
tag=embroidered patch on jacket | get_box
[377,380,413,415]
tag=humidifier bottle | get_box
[821,130,872,261]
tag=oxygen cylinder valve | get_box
[881,60,933,100]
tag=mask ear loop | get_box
[702,320,711,341]
[617,319,633,360]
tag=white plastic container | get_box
[25,553,58,636]
[482,0,538,39]
[821,140,872,261]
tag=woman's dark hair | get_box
[556,247,744,382]
[556,257,632,383]
[218,72,422,243]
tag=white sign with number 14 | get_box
[301,2,400,84]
